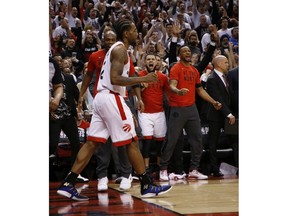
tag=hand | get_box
[77,111,82,120]
[138,32,143,40]
[83,110,92,122]
[49,97,60,112]
[172,22,181,36]
[71,56,78,62]
[229,115,236,125]
[137,99,145,113]
[144,72,158,83]
[50,112,59,120]
[141,82,149,91]
[210,24,219,43]
[177,88,189,96]
[213,101,222,110]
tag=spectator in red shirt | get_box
[159,45,222,181]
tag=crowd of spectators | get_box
[49,0,238,73]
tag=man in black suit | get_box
[206,55,236,177]
[227,67,239,169]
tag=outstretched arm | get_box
[110,45,158,86]
[143,25,155,44]
[169,79,189,96]
[67,0,72,15]
[196,86,222,110]
[196,25,218,73]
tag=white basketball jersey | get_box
[97,41,130,97]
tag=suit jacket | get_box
[206,71,233,122]
[227,67,239,118]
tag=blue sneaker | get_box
[57,182,89,201]
[141,184,172,198]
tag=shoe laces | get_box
[121,177,132,183]
[72,187,80,195]
[99,177,108,184]
[149,184,161,193]
[191,170,199,174]
[66,184,80,195]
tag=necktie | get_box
[222,74,229,92]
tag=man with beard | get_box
[57,18,172,201]
[159,45,222,181]
[81,31,100,62]
[137,54,170,177]
[187,30,202,57]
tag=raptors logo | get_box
[122,123,131,132]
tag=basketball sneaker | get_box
[168,172,187,180]
[141,184,172,198]
[119,174,132,190]
[97,176,108,191]
[188,170,208,180]
[57,182,89,201]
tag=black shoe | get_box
[49,154,60,166]
[213,171,224,177]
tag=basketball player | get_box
[57,18,172,201]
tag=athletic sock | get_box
[64,171,78,185]
[138,171,152,190]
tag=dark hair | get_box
[177,45,189,55]
[88,0,94,6]
[144,53,156,60]
[113,18,134,41]
[181,28,190,39]
[220,16,230,22]
[220,34,230,42]
[231,27,238,34]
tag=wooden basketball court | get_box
[49,175,238,215]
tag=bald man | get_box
[206,55,236,177]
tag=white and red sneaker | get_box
[188,170,208,180]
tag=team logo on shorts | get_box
[122,123,131,132]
